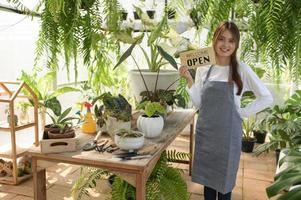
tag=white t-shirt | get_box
[187,63,273,118]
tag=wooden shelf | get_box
[0,81,39,185]
[0,146,28,159]
[0,122,36,131]
[0,174,31,185]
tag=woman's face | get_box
[214,29,236,58]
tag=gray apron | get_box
[192,65,243,194]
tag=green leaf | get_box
[57,107,72,123]
[156,45,178,70]
[113,43,136,70]
[145,102,165,117]
[49,87,79,99]
[44,97,61,116]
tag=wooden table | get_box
[28,109,196,200]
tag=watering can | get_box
[76,102,97,134]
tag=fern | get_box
[73,151,189,200]
[71,167,110,200]
[166,149,191,162]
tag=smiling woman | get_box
[179,21,273,200]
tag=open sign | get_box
[180,47,216,69]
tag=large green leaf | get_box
[44,97,61,116]
[49,86,80,99]
[113,43,136,70]
[156,45,178,70]
[57,107,72,123]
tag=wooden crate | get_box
[40,137,79,154]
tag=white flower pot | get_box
[129,69,179,101]
[137,114,164,138]
[114,131,144,151]
[106,116,131,138]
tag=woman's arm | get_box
[239,63,273,118]
[179,66,204,108]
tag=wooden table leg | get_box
[136,173,146,200]
[189,120,194,176]
[32,157,46,200]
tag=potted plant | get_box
[114,129,144,151]
[17,101,31,125]
[5,107,18,126]
[242,117,257,153]
[253,117,268,144]
[113,9,180,100]
[254,91,301,164]
[92,93,132,138]
[136,101,166,138]
[46,107,79,139]
[19,70,79,128]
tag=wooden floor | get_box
[0,128,277,200]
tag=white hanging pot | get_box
[137,114,164,138]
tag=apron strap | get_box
[204,65,214,82]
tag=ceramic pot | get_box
[137,114,164,138]
[114,130,144,151]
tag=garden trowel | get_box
[82,131,103,151]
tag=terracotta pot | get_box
[48,129,75,139]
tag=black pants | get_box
[204,186,232,200]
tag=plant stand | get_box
[0,81,39,185]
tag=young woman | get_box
[179,21,273,200]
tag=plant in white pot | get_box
[92,93,132,138]
[136,101,166,138]
[114,129,144,151]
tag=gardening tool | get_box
[82,131,103,151]
[77,102,97,134]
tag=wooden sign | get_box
[180,47,216,68]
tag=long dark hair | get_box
[212,21,243,95]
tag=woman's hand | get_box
[179,66,194,88]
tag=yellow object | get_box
[80,102,97,134]
[81,112,97,134]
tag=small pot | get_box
[253,130,267,144]
[146,10,155,19]
[105,116,131,138]
[114,130,144,151]
[48,129,75,139]
[241,138,256,153]
[133,11,140,20]
[121,12,128,20]
[275,149,281,166]
[168,10,176,19]
[137,114,164,138]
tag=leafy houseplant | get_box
[266,149,301,200]
[136,101,166,138]
[240,91,257,153]
[114,129,144,151]
[254,90,301,158]
[92,92,132,137]
[71,151,189,200]
[113,9,185,102]
[242,117,257,153]
[46,107,79,139]
[19,70,79,128]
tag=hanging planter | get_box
[121,11,128,21]
[146,10,155,19]
[133,11,140,19]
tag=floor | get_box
[0,129,277,200]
